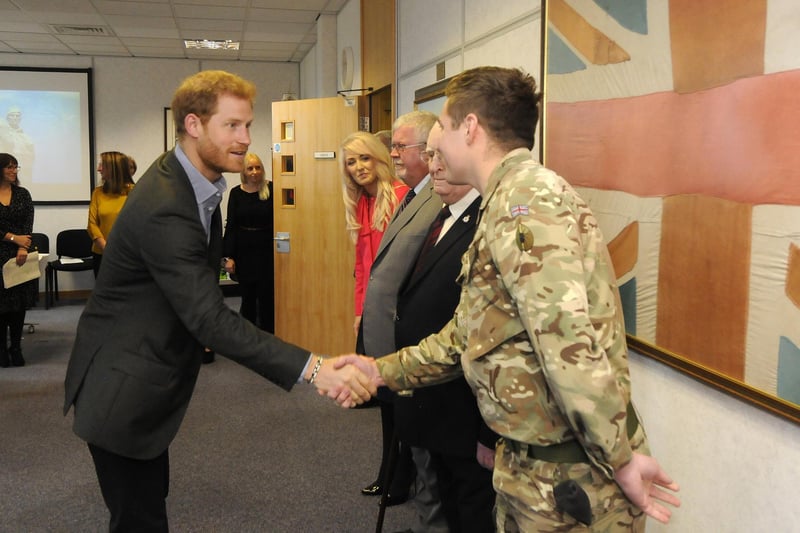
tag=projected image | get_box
[0,68,93,204]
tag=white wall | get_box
[337,0,362,94]
[396,0,540,115]
[301,0,361,101]
[630,352,800,532]
[397,2,800,532]
[300,45,318,100]
[0,53,299,293]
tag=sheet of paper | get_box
[58,257,86,265]
[3,251,41,288]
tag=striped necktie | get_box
[397,189,416,214]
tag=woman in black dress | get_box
[0,153,36,367]
[222,153,275,332]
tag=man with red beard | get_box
[63,70,373,532]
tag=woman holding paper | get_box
[0,152,36,367]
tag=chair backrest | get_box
[56,229,93,259]
[30,232,50,254]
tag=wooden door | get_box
[272,97,360,356]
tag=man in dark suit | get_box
[360,111,441,514]
[394,123,496,532]
[63,70,372,532]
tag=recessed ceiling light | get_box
[184,39,240,50]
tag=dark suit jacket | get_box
[63,150,309,460]
[362,178,442,359]
[394,196,497,457]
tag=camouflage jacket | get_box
[376,148,637,478]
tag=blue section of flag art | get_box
[547,28,586,75]
[777,336,800,405]
[619,277,636,336]
[593,0,648,35]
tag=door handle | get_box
[274,232,290,253]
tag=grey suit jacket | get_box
[63,150,309,460]
[361,178,442,358]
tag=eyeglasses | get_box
[419,150,441,164]
[4,165,20,171]
[390,142,426,154]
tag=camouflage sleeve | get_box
[376,313,466,390]
[488,176,633,475]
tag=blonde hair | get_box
[339,131,399,243]
[240,153,270,201]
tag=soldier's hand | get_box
[614,452,680,524]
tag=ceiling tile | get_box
[173,4,246,20]
[92,1,173,17]
[177,18,244,32]
[69,43,130,55]
[247,8,319,24]
[0,32,62,42]
[127,46,187,58]
[11,0,96,13]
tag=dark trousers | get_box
[238,280,274,333]
[88,443,170,533]
[0,310,25,348]
[433,450,496,533]
[378,400,415,494]
[92,252,103,278]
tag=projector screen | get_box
[0,67,94,204]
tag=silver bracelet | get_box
[307,356,323,384]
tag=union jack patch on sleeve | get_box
[510,205,529,217]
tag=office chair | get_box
[45,229,93,309]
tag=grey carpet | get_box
[0,299,415,532]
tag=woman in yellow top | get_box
[87,151,134,277]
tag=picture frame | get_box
[540,0,800,424]
[0,66,95,204]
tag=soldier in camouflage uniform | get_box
[338,66,680,531]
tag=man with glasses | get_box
[361,110,445,530]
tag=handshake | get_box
[304,354,385,408]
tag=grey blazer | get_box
[361,178,442,358]
[63,150,309,460]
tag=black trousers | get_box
[0,310,25,349]
[238,279,274,333]
[432,450,496,533]
[378,400,415,494]
[88,443,170,533]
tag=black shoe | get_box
[0,349,9,368]
[202,350,215,364]
[9,347,24,367]
[361,482,382,496]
